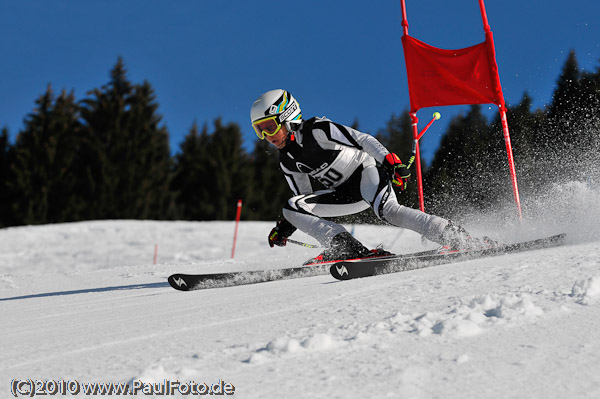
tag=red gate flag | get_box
[399,0,522,220]
[402,35,503,110]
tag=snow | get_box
[2,185,600,398]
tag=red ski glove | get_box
[382,153,411,190]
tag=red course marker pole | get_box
[231,200,243,258]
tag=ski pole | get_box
[287,238,322,249]
[406,111,441,169]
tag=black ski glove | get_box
[268,218,297,247]
[382,153,411,190]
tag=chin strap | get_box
[285,120,302,132]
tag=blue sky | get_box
[1,0,599,163]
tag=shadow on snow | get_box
[0,282,170,301]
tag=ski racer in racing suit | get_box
[251,89,488,263]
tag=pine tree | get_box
[171,122,214,219]
[504,93,539,161]
[10,86,85,224]
[123,81,174,219]
[172,119,251,220]
[0,127,15,227]
[573,62,600,178]
[245,139,291,220]
[80,58,173,219]
[548,50,581,121]
[207,119,251,220]
[376,111,413,154]
[545,50,582,165]
[490,93,548,193]
[425,105,497,217]
[543,50,600,183]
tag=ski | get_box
[168,233,566,290]
[330,233,567,281]
[168,264,331,291]
[303,248,441,266]
[168,247,445,291]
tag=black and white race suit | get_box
[278,117,448,246]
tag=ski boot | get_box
[304,232,391,265]
[438,221,500,253]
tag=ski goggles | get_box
[252,116,283,140]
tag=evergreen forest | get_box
[1,51,599,228]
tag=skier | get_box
[251,89,493,264]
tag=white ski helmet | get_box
[250,89,302,138]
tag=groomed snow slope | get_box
[1,182,600,398]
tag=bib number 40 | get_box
[316,168,343,187]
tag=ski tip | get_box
[168,274,192,291]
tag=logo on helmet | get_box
[279,102,298,122]
[269,105,279,115]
